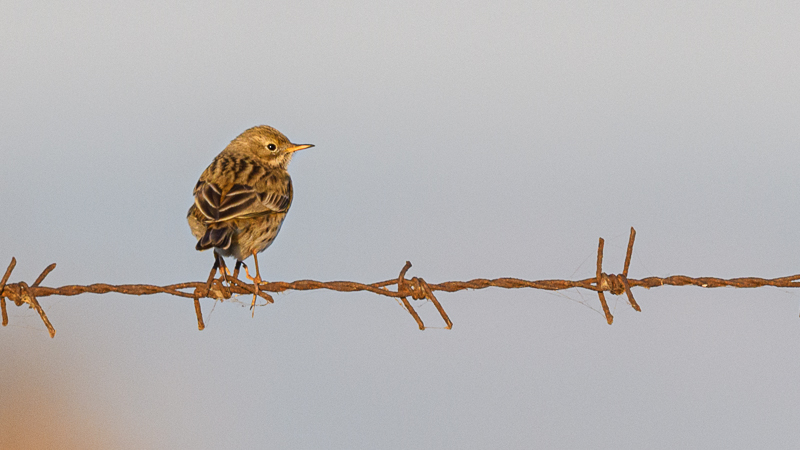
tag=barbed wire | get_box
[2,228,798,338]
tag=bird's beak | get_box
[287,143,314,153]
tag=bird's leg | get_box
[233,260,242,280]
[214,251,232,299]
[204,254,221,293]
[252,251,263,314]
[242,251,263,317]
[215,252,230,284]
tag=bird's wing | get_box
[194,177,292,223]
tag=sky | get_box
[1,1,800,448]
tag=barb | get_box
[2,227,799,337]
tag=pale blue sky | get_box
[2,1,800,448]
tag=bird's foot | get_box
[243,263,262,317]
[210,251,233,299]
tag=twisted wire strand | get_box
[2,228,798,337]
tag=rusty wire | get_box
[2,227,799,338]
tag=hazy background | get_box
[2,1,800,448]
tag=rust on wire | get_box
[0,257,15,327]
[2,227,800,337]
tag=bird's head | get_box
[236,125,313,169]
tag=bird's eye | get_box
[267,143,277,151]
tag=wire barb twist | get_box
[2,227,799,337]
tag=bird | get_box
[187,125,313,312]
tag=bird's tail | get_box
[196,223,234,251]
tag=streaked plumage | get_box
[188,125,312,303]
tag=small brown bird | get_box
[188,125,313,310]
